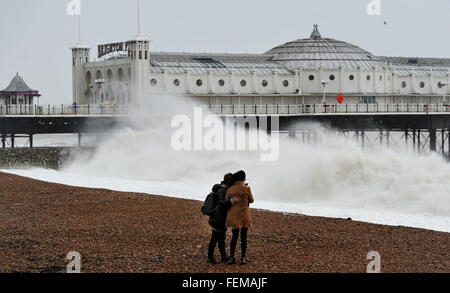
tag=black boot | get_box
[207,258,218,264]
[228,258,237,265]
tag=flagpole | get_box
[137,0,141,36]
[77,15,81,43]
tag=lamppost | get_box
[321,80,329,105]
[440,81,449,105]
[89,85,95,104]
[94,78,105,104]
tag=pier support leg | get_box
[78,133,82,147]
[405,129,408,150]
[29,134,33,148]
[288,130,296,139]
[11,134,14,149]
[418,129,421,153]
[430,129,437,152]
[387,131,390,147]
[1,134,5,149]
[313,131,318,145]
[412,129,416,152]
[361,130,365,150]
[257,116,271,136]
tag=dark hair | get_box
[228,170,246,187]
[221,173,233,186]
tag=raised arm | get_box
[248,187,254,204]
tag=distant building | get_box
[72,25,450,106]
[0,73,40,106]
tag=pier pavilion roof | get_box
[391,64,450,77]
[379,56,450,77]
[265,25,385,71]
[150,52,292,75]
[118,24,450,78]
[0,73,40,96]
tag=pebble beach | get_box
[0,172,448,273]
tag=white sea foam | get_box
[2,166,449,233]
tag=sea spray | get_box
[62,94,450,221]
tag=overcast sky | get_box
[1,0,449,104]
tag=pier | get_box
[0,103,450,157]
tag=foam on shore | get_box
[2,168,449,233]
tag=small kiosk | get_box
[0,73,40,106]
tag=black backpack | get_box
[201,191,217,216]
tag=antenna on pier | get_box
[130,0,149,41]
[67,0,86,45]
[137,0,141,36]
[77,15,81,43]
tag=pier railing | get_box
[0,104,133,116]
[208,103,450,115]
[1,103,450,116]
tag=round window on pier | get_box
[240,80,247,87]
[366,75,371,81]
[283,80,289,87]
[419,81,425,88]
[196,79,203,87]
[402,81,407,88]
[150,79,157,86]
[329,75,335,81]
[309,75,315,81]
[349,75,354,81]
[218,79,225,87]
[379,75,383,81]
[438,82,444,88]
[261,80,268,87]
[173,79,180,87]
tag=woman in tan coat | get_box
[225,170,254,265]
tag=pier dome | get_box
[266,25,384,70]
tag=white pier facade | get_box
[70,25,450,109]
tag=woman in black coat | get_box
[203,173,237,264]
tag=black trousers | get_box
[208,229,227,259]
[230,228,248,259]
